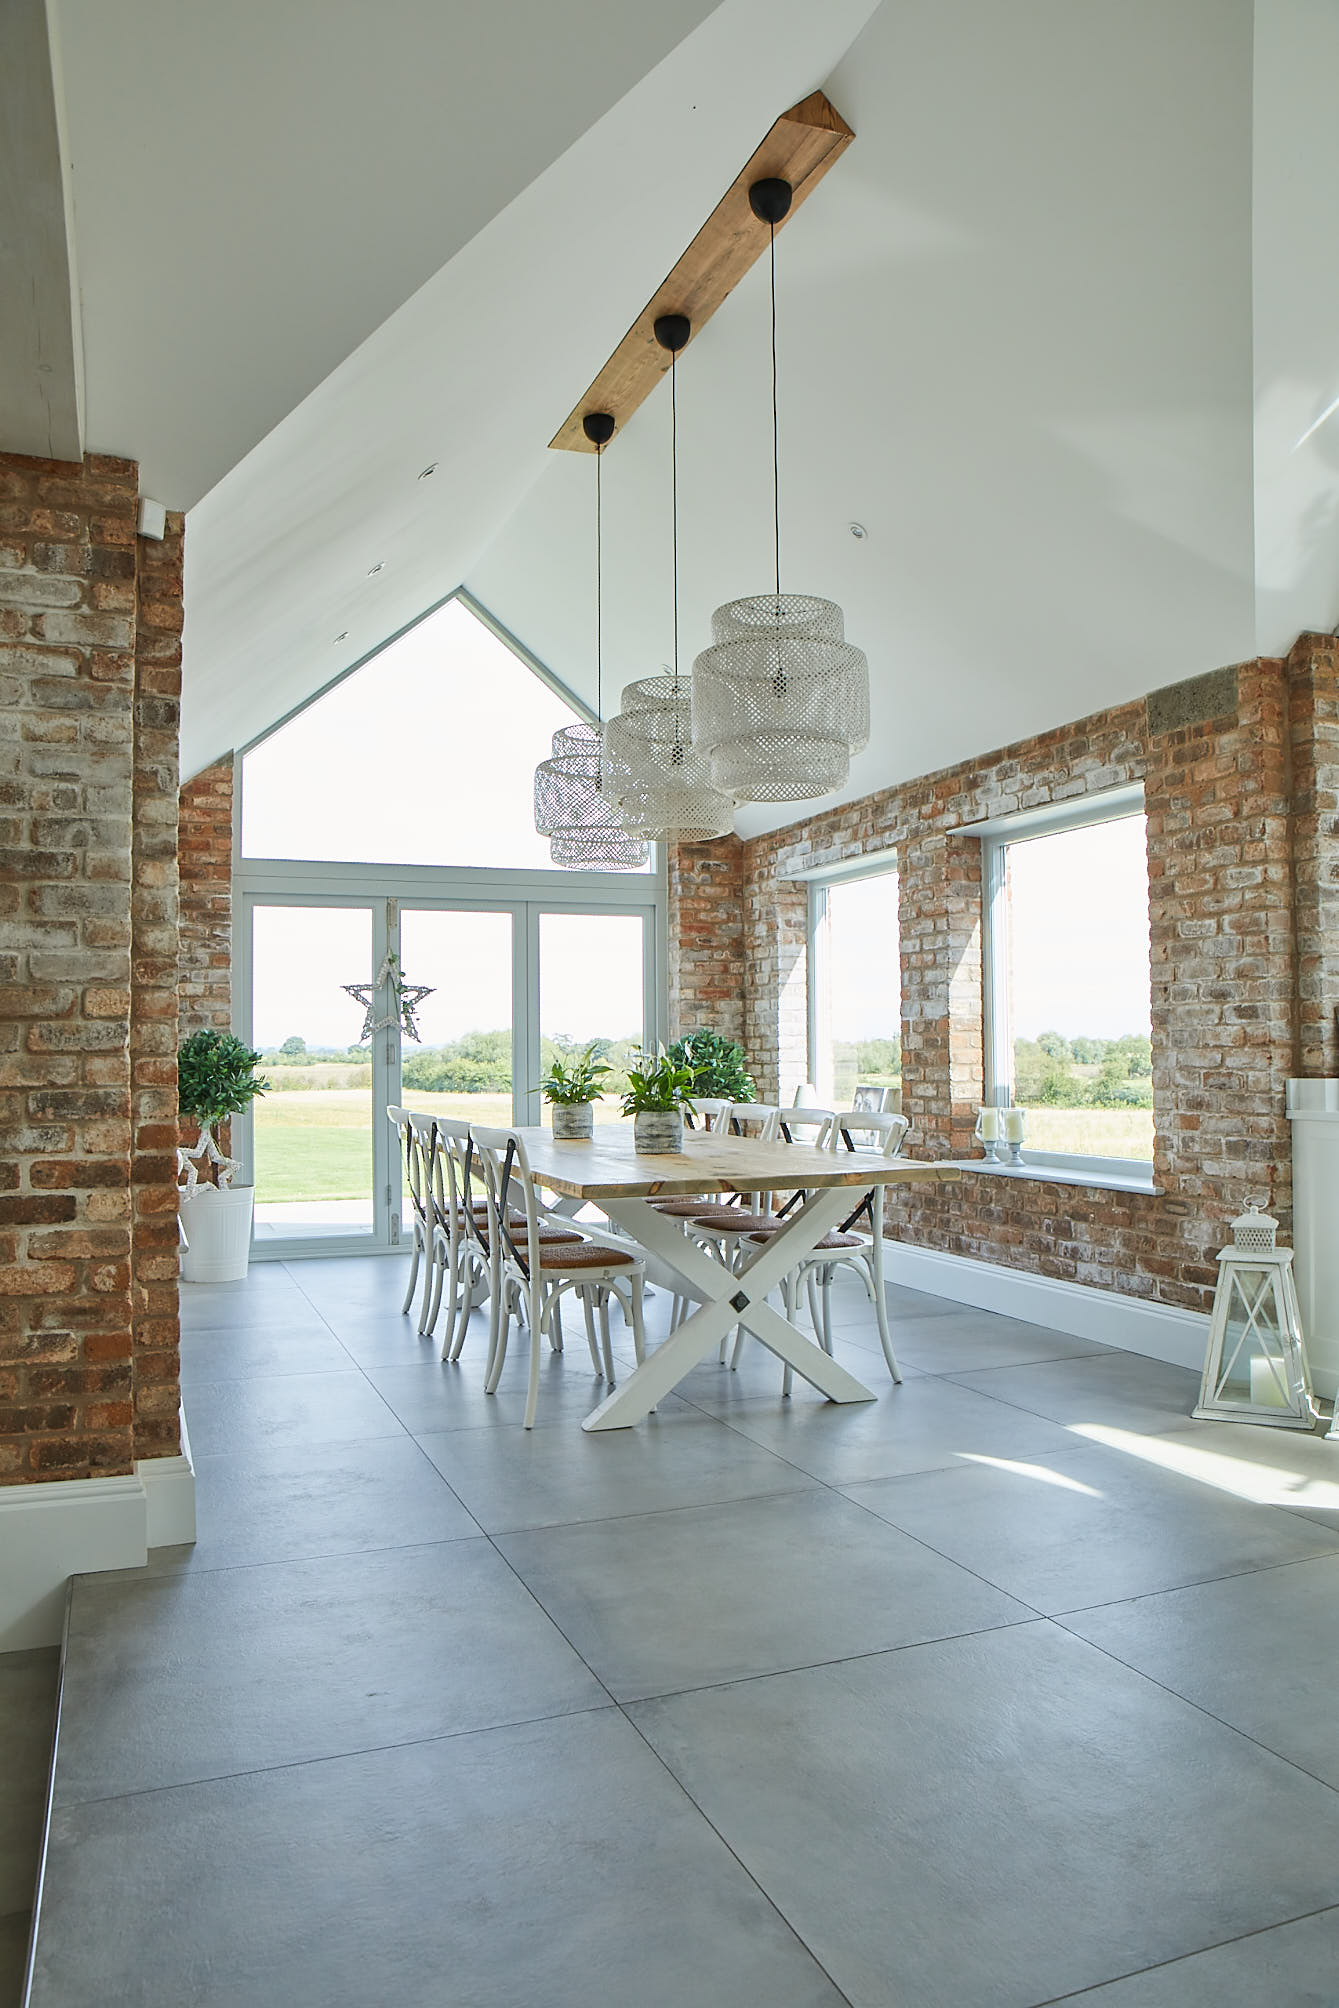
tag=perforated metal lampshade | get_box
[602,674,735,842]
[533,722,650,871]
[691,593,870,802]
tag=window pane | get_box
[540,912,644,1125]
[241,597,650,873]
[397,908,514,1135]
[251,905,374,1239]
[1004,815,1152,1160]
[814,872,900,1111]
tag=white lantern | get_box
[1192,1206,1319,1429]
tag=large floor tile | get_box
[366,1352,663,1434]
[673,1334,886,1415]
[716,1374,1086,1485]
[173,1436,481,1572]
[30,1710,843,2008]
[185,1368,406,1456]
[55,1541,605,1802]
[1131,1419,1339,1530]
[951,1348,1203,1434]
[629,1622,1339,2008]
[0,1648,58,1916]
[0,1910,31,2007]
[179,1322,353,1384]
[843,1439,1339,1613]
[496,1487,1028,1700]
[1049,1905,1339,2004]
[417,1401,817,1533]
[884,1308,1114,1375]
[1062,1554,1339,1789]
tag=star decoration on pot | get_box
[176,1129,240,1195]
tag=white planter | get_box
[551,1103,594,1141]
[634,1110,684,1154]
[179,1184,254,1283]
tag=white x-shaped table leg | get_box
[582,1186,876,1431]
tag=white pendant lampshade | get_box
[691,177,870,805]
[534,721,649,871]
[692,593,868,800]
[531,412,649,871]
[602,673,734,841]
[600,314,736,844]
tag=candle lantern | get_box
[1192,1206,1319,1429]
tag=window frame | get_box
[976,786,1153,1179]
[803,850,900,1111]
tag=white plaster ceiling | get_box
[34,0,1339,808]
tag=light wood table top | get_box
[513,1125,961,1203]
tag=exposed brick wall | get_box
[0,451,184,1484]
[673,648,1339,1318]
[178,754,233,1038]
[666,836,745,1045]
[132,520,185,1459]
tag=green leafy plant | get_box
[178,1030,269,1173]
[666,1028,755,1102]
[540,1043,612,1106]
[620,1047,699,1117]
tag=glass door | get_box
[532,910,648,1127]
[248,902,380,1244]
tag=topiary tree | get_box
[665,1028,755,1102]
[178,1030,269,1186]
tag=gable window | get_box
[240,593,651,874]
[807,859,901,1111]
[981,790,1152,1171]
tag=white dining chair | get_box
[469,1126,647,1428]
[389,1105,432,1326]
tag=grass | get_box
[1018,1106,1154,1159]
[252,1087,627,1204]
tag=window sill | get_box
[941,1158,1161,1197]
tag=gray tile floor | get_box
[24,1257,1339,2007]
[0,1648,58,2008]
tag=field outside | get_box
[1017,1107,1153,1159]
[254,1079,624,1205]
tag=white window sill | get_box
[942,1158,1161,1197]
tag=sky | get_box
[1007,815,1152,1040]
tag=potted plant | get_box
[177,1030,269,1283]
[540,1044,611,1140]
[666,1028,756,1103]
[621,1048,699,1154]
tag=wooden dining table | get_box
[513,1125,961,1431]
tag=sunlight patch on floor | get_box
[956,1453,1103,1496]
[1068,1423,1339,1510]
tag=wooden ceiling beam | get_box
[549,90,853,452]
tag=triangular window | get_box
[240,596,642,871]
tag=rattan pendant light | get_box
[532,413,649,871]
[692,178,869,802]
[602,316,735,843]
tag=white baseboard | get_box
[885,1242,1213,1375]
[0,1413,196,1651]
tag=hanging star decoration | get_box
[343,952,434,1045]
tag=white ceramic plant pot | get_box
[179,1184,255,1283]
[634,1110,684,1154]
[551,1103,594,1141]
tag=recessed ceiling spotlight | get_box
[367,561,385,576]
[334,630,349,643]
[848,522,868,540]
[418,463,437,480]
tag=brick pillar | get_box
[743,851,808,1106]
[1287,631,1339,1078]
[0,454,141,1481]
[178,755,233,1038]
[899,830,983,1158]
[132,519,185,1460]
[665,836,744,1046]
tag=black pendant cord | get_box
[670,344,684,754]
[770,215,780,605]
[595,443,603,728]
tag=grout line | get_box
[1027,1898,1339,2004]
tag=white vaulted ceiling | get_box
[32,0,1339,815]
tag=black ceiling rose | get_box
[749,177,793,226]
[653,313,691,354]
[582,412,616,448]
